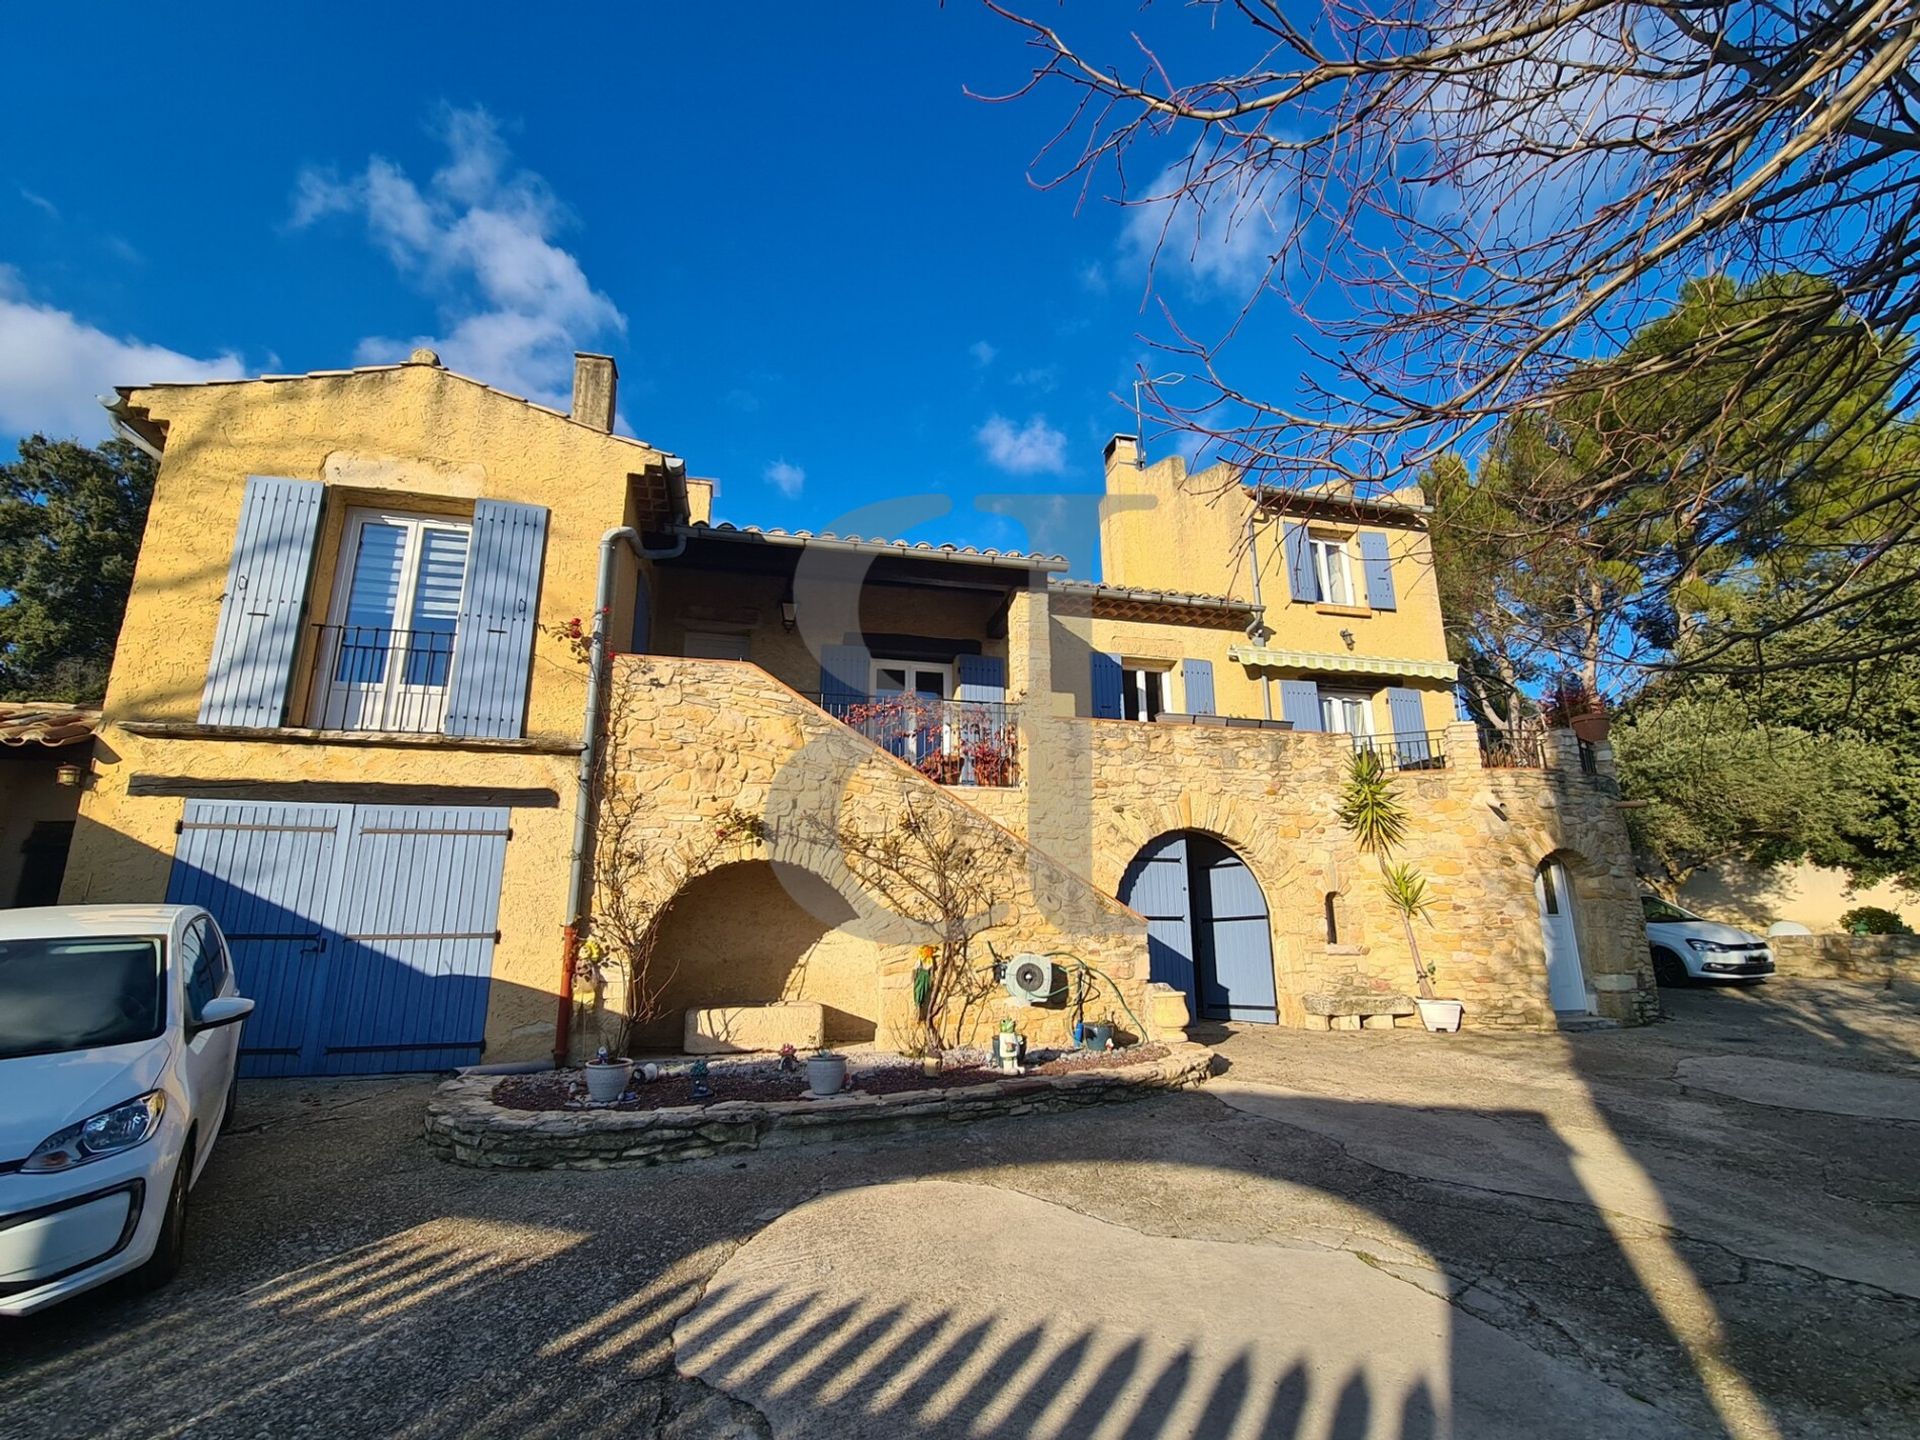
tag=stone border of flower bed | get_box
[424,1042,1217,1170]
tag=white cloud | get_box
[19,189,57,219]
[969,339,997,368]
[975,414,1068,476]
[1119,160,1289,296]
[291,104,624,405]
[1077,260,1108,295]
[0,267,245,439]
[764,458,805,497]
[1011,365,1059,393]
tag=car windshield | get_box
[1641,896,1699,923]
[0,936,166,1061]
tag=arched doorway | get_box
[1119,832,1277,1023]
[1534,856,1592,1015]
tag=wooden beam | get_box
[127,776,560,808]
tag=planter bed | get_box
[425,1042,1213,1170]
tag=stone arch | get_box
[641,859,882,1050]
[1532,846,1608,1016]
[1117,828,1279,1024]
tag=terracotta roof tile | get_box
[0,703,101,748]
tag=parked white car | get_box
[0,905,251,1316]
[1642,895,1777,985]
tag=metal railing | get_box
[1352,730,1449,771]
[819,693,1021,787]
[308,624,458,734]
[1479,726,1546,768]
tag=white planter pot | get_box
[1415,998,1464,1033]
[806,1054,848,1097]
[584,1059,633,1103]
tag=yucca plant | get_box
[1379,860,1438,1000]
[1336,747,1408,855]
[1337,749,1439,1000]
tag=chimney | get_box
[571,353,618,432]
[1103,433,1141,471]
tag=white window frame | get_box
[312,507,472,731]
[1320,690,1374,737]
[869,659,955,763]
[1121,664,1170,722]
[1308,536,1355,607]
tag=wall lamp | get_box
[780,600,798,632]
[1339,628,1356,650]
[55,760,90,788]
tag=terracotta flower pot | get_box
[1569,708,1610,744]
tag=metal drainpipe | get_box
[552,522,689,1068]
[1246,512,1273,721]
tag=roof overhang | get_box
[662,522,1068,587]
[0,705,102,748]
[1228,647,1458,682]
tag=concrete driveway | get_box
[3,979,1916,1439]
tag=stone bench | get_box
[684,1002,825,1055]
[1301,992,1417,1031]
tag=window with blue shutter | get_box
[1182,658,1216,715]
[1385,686,1430,760]
[1283,523,1318,603]
[1091,651,1125,718]
[955,654,1006,703]
[818,643,870,716]
[1359,532,1397,610]
[1279,679,1322,730]
[443,501,548,739]
[201,475,326,728]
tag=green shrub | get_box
[1839,906,1913,936]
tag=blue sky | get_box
[0,4,1291,577]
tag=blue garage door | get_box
[1119,831,1276,1024]
[167,800,509,1076]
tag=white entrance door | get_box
[1534,858,1590,1013]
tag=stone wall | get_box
[596,655,1159,1053]
[1770,934,1920,982]
[1003,715,1651,1030]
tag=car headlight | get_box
[1685,938,1741,952]
[20,1092,166,1173]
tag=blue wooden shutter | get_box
[1182,658,1216,715]
[1359,532,1397,610]
[819,643,869,715]
[1119,833,1195,1009]
[200,476,325,727]
[1283,523,1317,603]
[955,654,1006,703]
[1279,679,1322,730]
[1091,651,1125,718]
[1386,686,1430,761]
[444,501,548,739]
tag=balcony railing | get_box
[1478,726,1546,769]
[819,693,1021,787]
[1352,730,1449,772]
[308,624,458,735]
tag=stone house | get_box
[59,349,1651,1077]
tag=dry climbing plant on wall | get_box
[580,668,766,1057]
[790,796,1015,1055]
[1337,749,1439,1001]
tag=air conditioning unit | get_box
[1003,953,1057,1005]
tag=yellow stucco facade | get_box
[62,355,681,1065]
[52,353,1652,1077]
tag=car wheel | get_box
[134,1140,191,1292]
[1651,947,1688,987]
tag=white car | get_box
[0,905,252,1316]
[1642,895,1777,985]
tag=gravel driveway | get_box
[3,979,1915,1439]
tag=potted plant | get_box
[1083,1014,1115,1051]
[1339,750,1466,1033]
[584,1045,633,1104]
[991,1018,1026,1071]
[806,1047,848,1097]
[1544,674,1609,744]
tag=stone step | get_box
[1556,1014,1621,1033]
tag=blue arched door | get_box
[1119,832,1277,1023]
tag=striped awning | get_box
[1227,647,1459,682]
